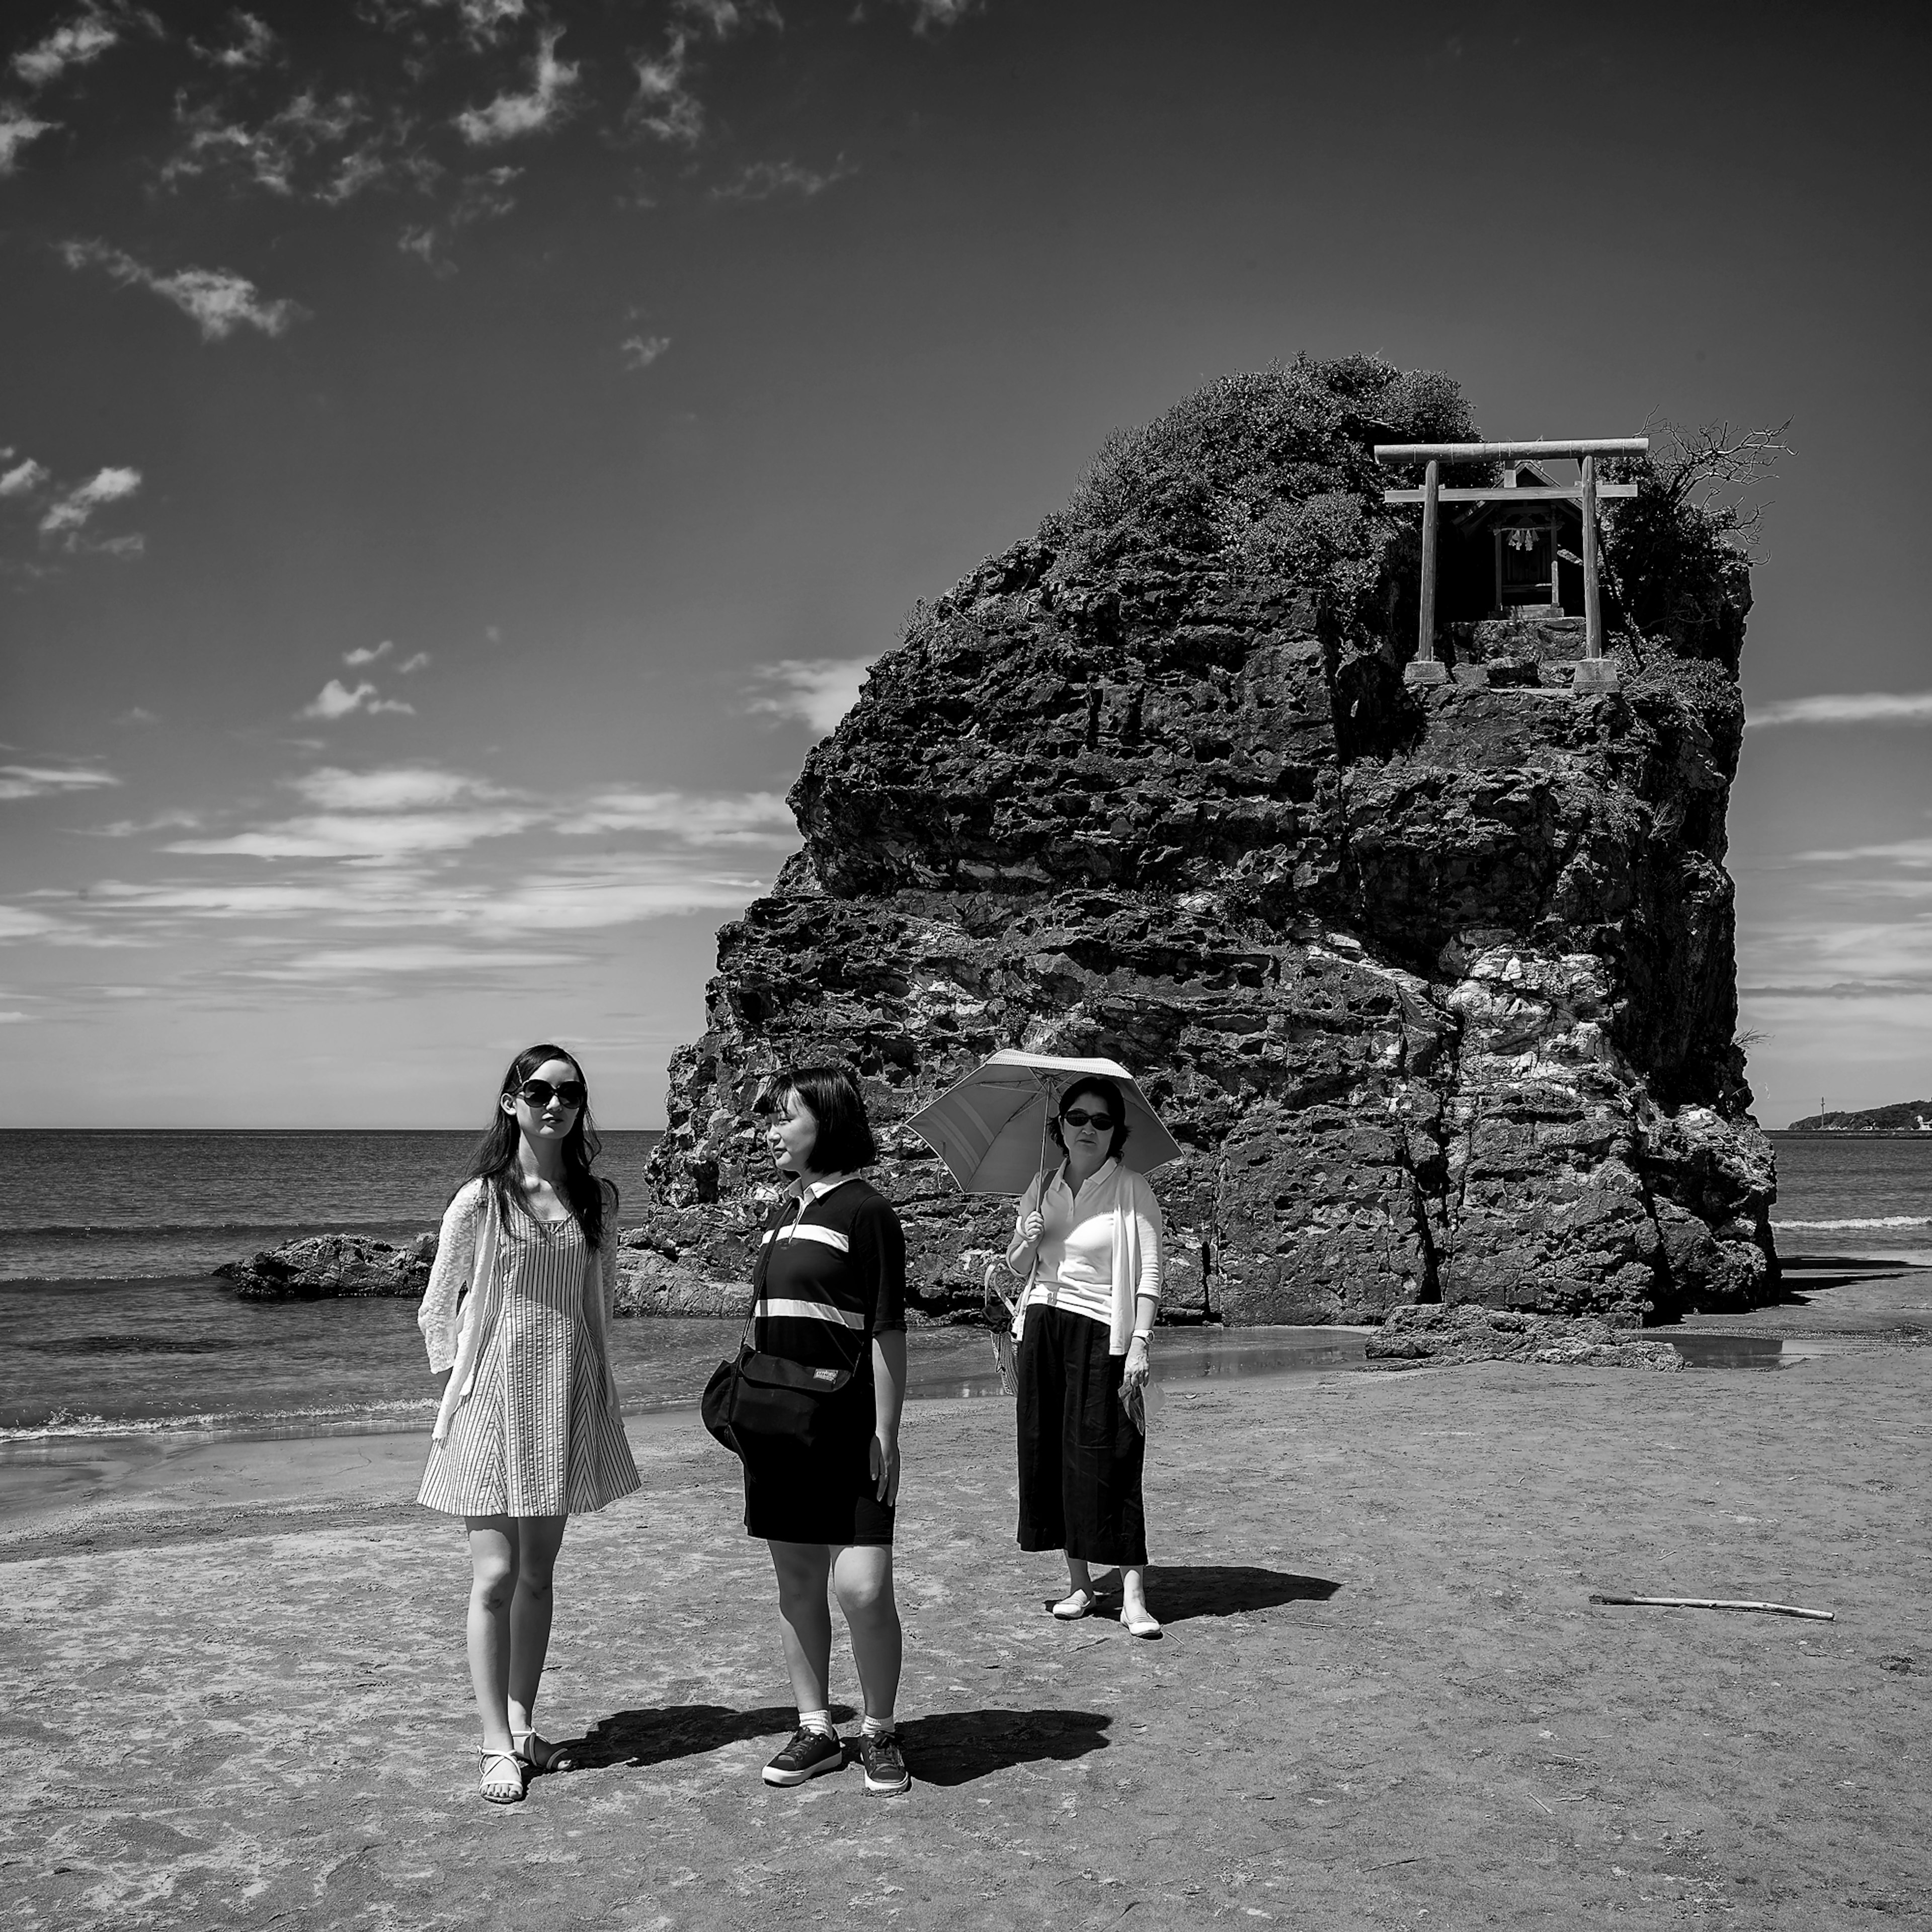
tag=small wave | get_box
[1773,1216,1932,1231]
[0,1395,437,1444]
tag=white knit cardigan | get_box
[1003,1157,1164,1357]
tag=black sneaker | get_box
[857,1729,911,1796]
[762,1727,845,1787]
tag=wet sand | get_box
[4,1281,1929,1929]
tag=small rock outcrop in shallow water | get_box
[215,1233,435,1301]
[1366,1305,1684,1370]
[630,357,1778,1331]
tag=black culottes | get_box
[1015,1303,1147,1566]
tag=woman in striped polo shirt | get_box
[416,1044,640,1804]
[744,1066,912,1797]
[1005,1073,1165,1638]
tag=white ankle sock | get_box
[798,1709,836,1738]
[860,1714,895,1740]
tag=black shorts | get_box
[742,1397,894,1547]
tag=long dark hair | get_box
[457,1043,611,1249]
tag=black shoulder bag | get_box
[701,1220,857,1463]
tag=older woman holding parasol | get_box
[908,1051,1180,1639]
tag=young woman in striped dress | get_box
[416,1044,640,1805]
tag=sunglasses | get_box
[1060,1108,1116,1131]
[515,1078,586,1109]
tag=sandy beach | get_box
[4,1277,1929,1931]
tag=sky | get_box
[2,0,1928,1131]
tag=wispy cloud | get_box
[60,240,307,340]
[397,651,431,673]
[0,104,57,175]
[38,466,140,537]
[12,8,128,89]
[1788,835,1932,869]
[891,0,982,29]
[710,156,853,202]
[189,12,277,71]
[344,639,393,667]
[1748,690,1932,729]
[554,789,795,842]
[456,26,577,144]
[746,656,873,734]
[0,762,120,800]
[0,458,50,497]
[299,679,416,720]
[115,707,159,726]
[287,766,504,812]
[620,333,671,370]
[164,89,390,203]
[396,167,520,271]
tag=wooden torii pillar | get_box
[1374,437,1648,694]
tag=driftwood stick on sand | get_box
[1590,1592,1835,1622]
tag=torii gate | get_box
[1374,437,1648,693]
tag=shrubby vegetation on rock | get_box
[632,355,1776,1330]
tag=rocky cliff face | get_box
[629,357,1777,1328]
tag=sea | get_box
[1,1128,1926,1445]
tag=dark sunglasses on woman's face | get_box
[1061,1108,1115,1131]
[516,1079,586,1108]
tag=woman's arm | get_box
[417,1182,485,1373]
[1004,1176,1045,1277]
[1122,1177,1164,1385]
[870,1329,906,1504]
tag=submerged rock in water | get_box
[625,356,1777,1328]
[215,1233,436,1301]
[1366,1304,1684,1371]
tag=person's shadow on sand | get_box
[564,1704,1111,1786]
[1147,1565,1340,1624]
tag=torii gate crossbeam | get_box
[1374,437,1649,694]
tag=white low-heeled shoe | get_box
[1051,1587,1100,1620]
[1120,1605,1163,1639]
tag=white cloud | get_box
[1787,836,1932,869]
[710,156,853,203]
[397,651,431,673]
[114,707,159,725]
[166,807,542,862]
[745,656,873,734]
[0,1011,31,1023]
[0,458,49,497]
[456,27,577,144]
[620,333,671,370]
[61,240,307,341]
[286,765,505,812]
[891,0,982,29]
[38,465,141,538]
[0,762,120,800]
[189,12,276,70]
[631,46,703,145]
[344,638,393,666]
[236,942,584,983]
[0,105,56,175]
[82,810,203,836]
[165,90,378,202]
[673,0,781,31]
[1748,690,1932,729]
[13,11,123,89]
[555,789,796,842]
[298,679,415,720]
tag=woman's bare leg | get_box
[768,1540,835,1712]
[506,1514,568,1741]
[465,1517,518,1752]
[831,1545,901,1724]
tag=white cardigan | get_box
[417,1177,621,1441]
[1004,1157,1164,1356]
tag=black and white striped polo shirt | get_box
[752,1174,907,1380]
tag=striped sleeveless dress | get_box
[417,1206,640,1518]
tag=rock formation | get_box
[215,1232,435,1301]
[629,357,1778,1329]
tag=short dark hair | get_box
[759,1064,878,1175]
[1049,1074,1131,1162]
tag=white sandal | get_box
[1120,1605,1163,1639]
[479,1745,526,1804]
[1051,1587,1100,1620]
